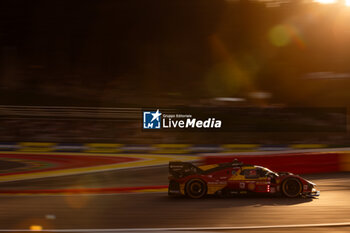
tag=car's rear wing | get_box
[169,161,202,178]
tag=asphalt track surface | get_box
[0,165,169,190]
[0,167,349,232]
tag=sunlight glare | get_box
[313,0,337,4]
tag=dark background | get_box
[1,0,350,143]
[1,0,350,106]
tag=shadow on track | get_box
[159,194,314,208]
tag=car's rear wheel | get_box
[186,179,207,199]
[282,178,302,198]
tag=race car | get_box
[168,159,320,198]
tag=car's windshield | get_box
[256,166,279,177]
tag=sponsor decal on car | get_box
[240,182,245,189]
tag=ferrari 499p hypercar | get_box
[168,160,320,198]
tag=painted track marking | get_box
[0,151,199,182]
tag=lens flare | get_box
[268,25,291,47]
[268,24,305,49]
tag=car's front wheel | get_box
[186,179,207,199]
[282,178,302,198]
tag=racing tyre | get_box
[282,178,302,198]
[186,179,207,199]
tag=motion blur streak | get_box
[1,0,350,232]
[314,0,337,4]
[0,170,349,230]
[29,225,42,231]
[1,222,350,232]
[207,35,258,103]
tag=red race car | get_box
[168,160,320,198]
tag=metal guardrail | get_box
[0,142,331,154]
[0,105,142,119]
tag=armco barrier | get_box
[0,142,332,154]
[203,153,343,174]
